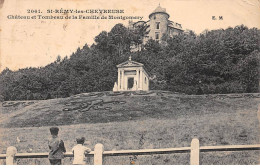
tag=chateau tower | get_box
[148,5,170,41]
[130,5,183,43]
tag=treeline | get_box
[0,24,259,101]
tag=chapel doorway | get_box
[127,78,134,90]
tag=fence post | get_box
[94,143,104,165]
[190,138,200,165]
[6,146,17,165]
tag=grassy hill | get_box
[0,90,259,165]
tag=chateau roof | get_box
[149,5,169,19]
[168,22,183,31]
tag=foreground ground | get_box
[0,91,259,165]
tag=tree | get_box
[55,55,61,63]
[108,24,132,57]
[0,25,259,101]
[144,39,162,53]
[131,24,150,51]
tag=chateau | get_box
[129,4,184,43]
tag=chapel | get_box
[113,56,149,91]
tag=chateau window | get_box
[156,22,160,29]
[155,33,159,40]
[145,77,147,84]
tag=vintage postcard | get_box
[0,0,260,165]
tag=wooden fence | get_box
[0,138,260,165]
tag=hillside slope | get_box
[0,90,260,165]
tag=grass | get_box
[0,91,259,165]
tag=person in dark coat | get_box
[48,127,66,165]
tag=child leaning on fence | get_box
[72,137,91,165]
[48,127,66,165]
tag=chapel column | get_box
[137,69,140,90]
[118,69,121,91]
[140,68,143,90]
[122,69,125,90]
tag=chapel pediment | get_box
[116,56,143,68]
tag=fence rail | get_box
[200,144,260,152]
[1,139,260,165]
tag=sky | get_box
[0,0,260,72]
